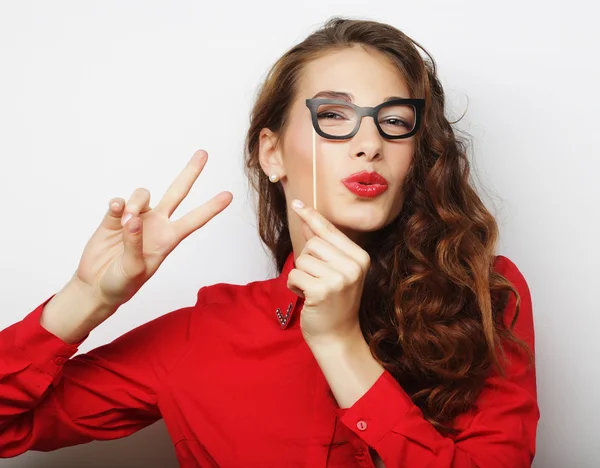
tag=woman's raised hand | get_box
[74,149,232,308]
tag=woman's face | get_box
[260,45,415,245]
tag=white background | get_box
[1,1,598,467]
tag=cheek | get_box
[282,126,314,188]
[391,144,414,181]
[388,148,414,204]
[395,158,412,182]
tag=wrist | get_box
[303,323,367,356]
[40,277,119,344]
[305,324,386,409]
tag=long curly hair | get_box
[243,16,532,435]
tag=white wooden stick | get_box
[312,128,317,210]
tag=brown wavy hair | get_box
[243,16,532,435]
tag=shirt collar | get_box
[269,250,303,330]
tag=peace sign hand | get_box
[75,150,232,309]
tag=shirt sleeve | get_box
[0,287,206,458]
[336,256,539,468]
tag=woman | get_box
[0,17,538,468]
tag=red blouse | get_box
[0,252,539,467]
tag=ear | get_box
[258,128,286,181]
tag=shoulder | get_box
[492,255,535,342]
[104,277,269,355]
[187,276,276,328]
[493,255,529,291]
[195,276,272,309]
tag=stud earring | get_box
[269,173,279,183]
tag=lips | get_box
[341,170,388,186]
[341,170,388,198]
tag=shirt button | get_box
[356,420,368,431]
[54,357,66,366]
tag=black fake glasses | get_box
[305,97,425,140]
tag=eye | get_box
[317,111,343,120]
[316,104,354,121]
[381,117,410,127]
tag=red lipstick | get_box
[341,170,388,198]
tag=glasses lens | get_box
[315,102,416,138]
[316,103,358,137]
[377,103,416,137]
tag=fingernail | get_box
[121,213,133,226]
[292,199,304,209]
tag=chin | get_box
[331,211,390,236]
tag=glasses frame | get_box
[305,97,425,140]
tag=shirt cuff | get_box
[336,369,415,448]
[13,294,86,379]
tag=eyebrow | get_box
[311,90,409,102]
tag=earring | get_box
[269,173,279,183]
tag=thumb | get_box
[120,216,146,278]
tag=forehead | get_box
[299,46,411,103]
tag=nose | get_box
[351,115,383,162]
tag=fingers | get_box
[300,218,316,241]
[155,150,208,218]
[291,199,370,269]
[121,188,152,226]
[120,215,146,279]
[172,191,233,242]
[99,197,127,231]
[287,282,305,299]
[287,268,320,302]
[295,251,334,278]
[301,237,362,283]
[99,188,151,232]
[98,149,208,232]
